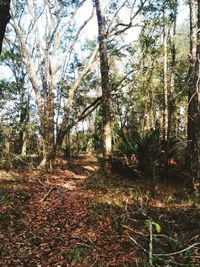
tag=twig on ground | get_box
[187,235,199,243]
[167,261,200,266]
[37,177,46,186]
[155,242,200,257]
[40,187,56,202]
[128,235,148,254]
[154,234,178,243]
[122,224,147,237]
[128,232,200,262]
[82,233,95,246]
[89,256,98,267]
[71,235,95,247]
[76,242,91,248]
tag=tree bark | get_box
[162,3,169,142]
[168,0,178,139]
[187,0,200,192]
[0,0,10,54]
[95,0,112,172]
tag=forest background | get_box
[0,0,199,187]
[0,0,200,266]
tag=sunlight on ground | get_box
[83,165,99,171]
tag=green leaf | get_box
[145,219,151,228]
[154,223,161,233]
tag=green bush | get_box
[135,128,161,175]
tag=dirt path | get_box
[0,156,99,266]
[0,156,200,266]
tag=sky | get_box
[0,0,190,80]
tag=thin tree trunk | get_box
[95,0,112,172]
[168,0,178,139]
[187,0,200,193]
[39,90,54,169]
[21,132,28,156]
[162,5,168,142]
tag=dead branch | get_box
[154,242,200,257]
[78,96,103,121]
[40,186,56,202]
[128,235,148,254]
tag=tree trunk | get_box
[168,0,178,139]
[21,132,28,156]
[39,90,55,169]
[0,0,10,54]
[162,4,169,142]
[95,0,112,172]
[187,0,200,193]
[19,100,29,156]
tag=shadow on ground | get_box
[0,157,199,266]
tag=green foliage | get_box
[145,219,161,233]
[114,123,182,177]
[0,128,5,151]
[60,245,89,263]
[0,50,21,62]
[135,128,161,174]
[115,138,135,157]
[161,137,179,160]
[114,127,162,175]
[69,131,94,156]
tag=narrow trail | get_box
[0,156,200,266]
[0,156,103,266]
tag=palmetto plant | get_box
[114,126,180,177]
[114,127,161,174]
[135,128,161,175]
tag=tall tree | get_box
[162,0,169,141]
[187,0,200,192]
[10,0,95,168]
[0,0,11,54]
[94,0,112,171]
[168,0,178,139]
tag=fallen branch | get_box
[128,235,148,254]
[70,235,95,247]
[40,187,56,202]
[128,235,200,259]
[89,256,98,267]
[122,224,147,237]
[154,242,200,257]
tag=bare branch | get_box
[108,0,147,38]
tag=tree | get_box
[0,0,11,54]
[187,0,200,192]
[94,0,112,171]
[0,45,29,156]
[10,0,95,168]
[162,0,169,142]
[168,0,178,139]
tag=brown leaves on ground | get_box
[0,156,200,266]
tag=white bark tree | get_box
[10,0,95,167]
[94,0,112,171]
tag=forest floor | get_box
[0,155,200,266]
